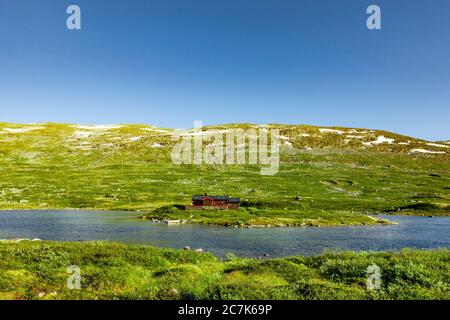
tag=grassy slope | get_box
[0,122,449,226]
[0,241,448,300]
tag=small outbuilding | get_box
[187,195,240,210]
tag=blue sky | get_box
[0,0,449,140]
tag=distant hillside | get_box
[0,123,448,163]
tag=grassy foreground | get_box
[0,241,448,300]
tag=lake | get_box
[0,210,449,258]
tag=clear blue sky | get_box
[0,0,449,140]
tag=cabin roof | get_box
[192,195,229,201]
[192,195,240,203]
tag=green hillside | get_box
[0,122,449,226]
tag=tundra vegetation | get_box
[0,122,448,227]
[0,241,448,300]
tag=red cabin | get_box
[186,195,240,210]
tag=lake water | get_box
[0,210,449,258]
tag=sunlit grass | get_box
[0,241,448,300]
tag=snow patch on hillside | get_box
[426,143,450,149]
[73,131,94,139]
[2,127,45,133]
[128,136,142,142]
[410,149,446,154]
[362,136,395,146]
[347,129,368,134]
[319,128,344,134]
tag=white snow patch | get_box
[74,131,94,139]
[299,133,311,137]
[410,149,446,154]
[151,143,163,148]
[284,141,292,146]
[372,135,395,144]
[128,136,142,142]
[346,135,364,139]
[362,135,395,146]
[426,143,450,149]
[2,127,45,133]
[101,143,115,147]
[347,129,368,134]
[319,128,344,134]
